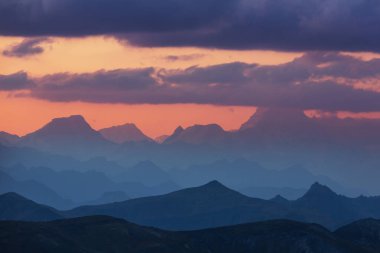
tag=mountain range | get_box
[1,164,179,207]
[2,109,380,194]
[0,170,72,209]
[19,115,114,158]
[2,181,380,230]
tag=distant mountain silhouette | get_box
[4,110,380,195]
[236,107,324,150]
[84,191,129,206]
[170,159,348,196]
[3,182,380,231]
[0,192,62,221]
[270,194,291,205]
[292,182,380,228]
[4,163,179,203]
[0,216,376,253]
[112,160,174,186]
[6,166,122,203]
[240,186,306,200]
[239,107,313,131]
[99,123,153,143]
[164,124,230,145]
[0,170,72,209]
[19,115,113,158]
[0,131,20,145]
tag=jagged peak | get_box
[302,182,338,198]
[240,107,309,130]
[199,180,233,191]
[174,126,184,133]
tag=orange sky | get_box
[2,36,380,138]
[0,36,293,137]
[0,92,256,138]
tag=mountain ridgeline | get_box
[2,109,380,195]
[2,181,380,231]
[2,110,380,252]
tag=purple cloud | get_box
[2,37,51,58]
[1,0,380,52]
[3,52,380,112]
[0,71,33,90]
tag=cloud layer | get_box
[1,0,380,51]
[2,52,380,112]
[2,37,51,57]
[0,71,33,90]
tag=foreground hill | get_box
[0,216,377,253]
[335,219,380,252]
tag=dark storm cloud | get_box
[2,37,51,57]
[1,0,380,51]
[31,68,158,103]
[0,71,33,90]
[0,52,374,112]
[0,0,235,35]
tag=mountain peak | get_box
[302,182,338,199]
[38,115,95,135]
[240,107,309,130]
[20,115,109,157]
[271,194,289,204]
[163,126,184,143]
[164,124,227,144]
[99,123,151,143]
[203,180,226,188]
[22,115,101,139]
[0,131,20,145]
[50,115,88,125]
[174,126,184,134]
[197,180,242,195]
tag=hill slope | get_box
[66,180,288,230]
[0,216,374,253]
[0,192,63,221]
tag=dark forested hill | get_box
[0,216,377,253]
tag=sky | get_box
[1,0,380,138]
